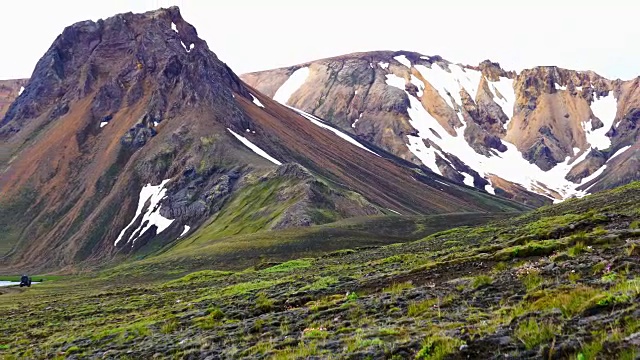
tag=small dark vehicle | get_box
[19,275,31,287]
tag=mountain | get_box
[0,9,526,272]
[242,51,640,205]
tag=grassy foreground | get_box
[1,183,640,359]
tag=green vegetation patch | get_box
[261,259,312,273]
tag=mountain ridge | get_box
[242,50,640,204]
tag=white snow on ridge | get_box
[410,75,424,97]
[228,128,282,165]
[100,121,108,128]
[462,173,474,187]
[251,94,265,108]
[18,86,24,95]
[394,55,412,68]
[413,64,482,114]
[274,67,310,104]
[555,83,567,91]
[582,165,607,191]
[379,62,389,70]
[608,145,631,162]
[587,92,618,149]
[171,22,178,32]
[352,112,363,128]
[114,179,174,246]
[288,106,380,157]
[488,77,516,121]
[180,225,191,238]
[384,72,594,200]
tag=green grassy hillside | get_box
[2,183,640,359]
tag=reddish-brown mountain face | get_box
[243,52,640,205]
[0,9,526,272]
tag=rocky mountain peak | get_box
[1,6,253,141]
[474,59,515,81]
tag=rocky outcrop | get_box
[0,79,28,120]
[506,67,612,168]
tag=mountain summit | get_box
[0,8,525,271]
[243,51,640,204]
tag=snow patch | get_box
[228,128,282,165]
[394,55,411,68]
[251,94,265,108]
[114,179,174,246]
[180,225,191,238]
[487,77,516,122]
[413,64,482,115]
[435,180,450,187]
[18,86,24,95]
[555,83,567,91]
[387,208,402,215]
[410,75,425,97]
[288,106,380,157]
[379,62,389,70]
[485,181,496,195]
[273,67,310,104]
[462,173,474,187]
[588,92,618,149]
[100,121,108,128]
[385,72,592,200]
[171,22,177,32]
[608,145,631,162]
[582,165,607,190]
[352,112,363,128]
[385,73,406,90]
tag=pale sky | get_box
[1,0,639,80]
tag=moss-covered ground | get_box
[2,182,640,359]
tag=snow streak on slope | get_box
[287,106,381,157]
[114,179,174,246]
[250,94,265,108]
[228,128,282,165]
[608,145,631,162]
[394,55,411,68]
[385,70,595,201]
[587,92,618,149]
[414,64,482,111]
[179,225,191,238]
[488,77,516,121]
[274,67,310,104]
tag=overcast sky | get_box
[1,0,638,80]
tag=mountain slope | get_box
[2,181,639,359]
[242,51,640,204]
[0,9,526,272]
